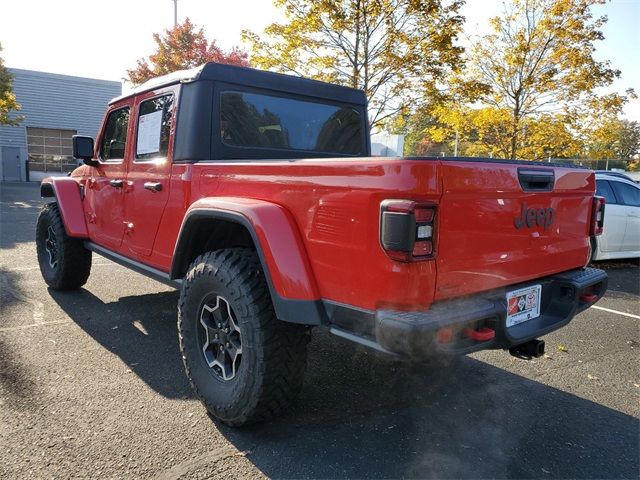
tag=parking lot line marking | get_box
[0,320,71,332]
[592,305,640,320]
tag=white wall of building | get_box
[0,69,121,181]
[371,134,405,157]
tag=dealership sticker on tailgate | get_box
[506,284,542,327]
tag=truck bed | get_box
[185,156,594,311]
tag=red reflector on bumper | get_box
[580,293,598,303]
[437,327,454,344]
[464,327,495,342]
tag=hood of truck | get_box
[434,161,594,301]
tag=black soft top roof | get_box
[112,62,367,106]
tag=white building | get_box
[0,69,121,181]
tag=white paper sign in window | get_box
[137,110,163,155]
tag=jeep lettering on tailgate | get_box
[514,202,555,230]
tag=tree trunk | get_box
[510,104,520,160]
[510,129,518,159]
[352,0,361,89]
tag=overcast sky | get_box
[2,0,638,120]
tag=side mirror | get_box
[72,135,99,167]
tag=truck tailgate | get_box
[434,161,594,301]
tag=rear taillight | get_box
[380,199,436,262]
[590,196,605,236]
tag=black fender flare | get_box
[41,181,55,198]
[171,208,326,326]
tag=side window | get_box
[219,91,363,155]
[596,180,618,204]
[136,95,174,161]
[610,181,640,207]
[99,107,130,161]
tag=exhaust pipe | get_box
[509,339,545,359]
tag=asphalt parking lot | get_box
[1,181,638,479]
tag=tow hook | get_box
[509,339,545,359]
[579,292,598,303]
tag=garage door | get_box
[27,127,78,174]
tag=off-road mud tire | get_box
[36,202,91,290]
[178,248,309,426]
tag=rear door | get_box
[609,179,640,252]
[435,161,593,301]
[123,86,177,258]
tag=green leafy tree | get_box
[127,18,249,85]
[0,42,22,125]
[243,0,465,128]
[446,0,632,159]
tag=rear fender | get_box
[171,197,325,325]
[41,177,88,238]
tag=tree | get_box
[587,118,640,160]
[243,0,465,128]
[0,42,22,126]
[385,104,447,156]
[127,18,249,85]
[404,105,581,159]
[519,114,584,160]
[617,120,640,160]
[449,0,633,159]
[430,106,515,158]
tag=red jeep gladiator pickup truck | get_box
[36,63,607,426]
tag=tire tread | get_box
[178,248,308,426]
[36,202,91,290]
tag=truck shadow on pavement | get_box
[48,286,639,479]
[593,260,640,297]
[49,288,192,400]
[220,334,639,479]
[0,182,43,250]
[0,267,39,409]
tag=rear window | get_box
[220,91,363,155]
[596,180,618,204]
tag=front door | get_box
[2,147,21,181]
[123,87,177,258]
[84,103,132,250]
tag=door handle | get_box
[143,182,163,192]
[109,179,124,188]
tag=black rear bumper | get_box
[326,267,608,358]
